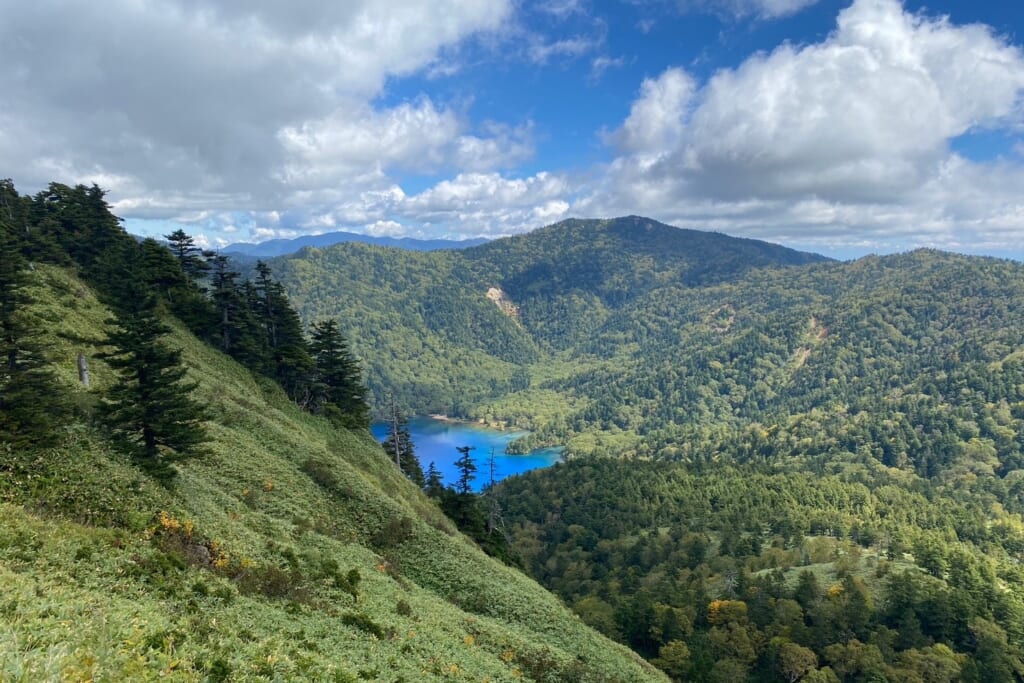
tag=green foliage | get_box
[98,264,209,478]
[0,198,70,448]
[0,246,662,681]
[309,318,369,428]
[498,458,1024,680]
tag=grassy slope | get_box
[0,266,663,683]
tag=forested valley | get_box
[272,216,1024,681]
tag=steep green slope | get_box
[0,265,663,683]
[277,244,540,414]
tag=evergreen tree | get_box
[309,318,368,428]
[209,254,258,359]
[32,183,125,277]
[424,461,445,498]
[164,229,210,281]
[254,261,313,402]
[381,406,424,487]
[0,204,68,448]
[99,276,209,479]
[140,234,216,336]
[454,445,477,495]
[139,237,188,303]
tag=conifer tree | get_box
[32,183,125,276]
[309,318,368,428]
[0,204,68,448]
[139,237,216,337]
[140,237,188,302]
[424,461,445,498]
[164,229,210,281]
[210,255,245,353]
[454,445,477,495]
[99,268,209,479]
[254,261,313,402]
[381,406,424,487]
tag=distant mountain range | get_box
[224,230,489,258]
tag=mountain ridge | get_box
[224,230,489,258]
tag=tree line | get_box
[0,179,367,480]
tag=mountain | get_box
[272,219,1024,472]
[224,230,489,258]
[269,215,1024,680]
[270,216,829,412]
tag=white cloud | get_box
[677,0,820,20]
[589,55,627,82]
[0,0,513,218]
[527,36,602,64]
[364,220,408,237]
[395,172,574,237]
[611,68,696,153]
[583,0,1024,252]
[277,106,534,183]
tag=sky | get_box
[3,0,1024,259]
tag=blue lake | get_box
[370,417,562,492]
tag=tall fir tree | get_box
[32,183,126,278]
[381,406,424,487]
[99,260,209,479]
[0,198,69,448]
[454,445,477,495]
[164,229,210,282]
[424,461,445,498]
[210,255,248,354]
[309,318,369,428]
[139,237,188,304]
[254,261,313,403]
[140,234,216,336]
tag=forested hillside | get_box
[272,216,827,413]
[272,217,1024,475]
[0,180,662,682]
[496,459,1024,682]
[272,214,1024,681]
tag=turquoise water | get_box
[370,417,562,492]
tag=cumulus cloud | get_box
[398,172,573,236]
[364,220,408,237]
[611,68,696,152]
[0,0,514,218]
[582,0,1024,252]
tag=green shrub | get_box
[301,458,340,490]
[341,612,385,639]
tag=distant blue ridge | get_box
[223,231,489,258]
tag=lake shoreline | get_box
[370,416,563,491]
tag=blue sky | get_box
[3,0,1024,258]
